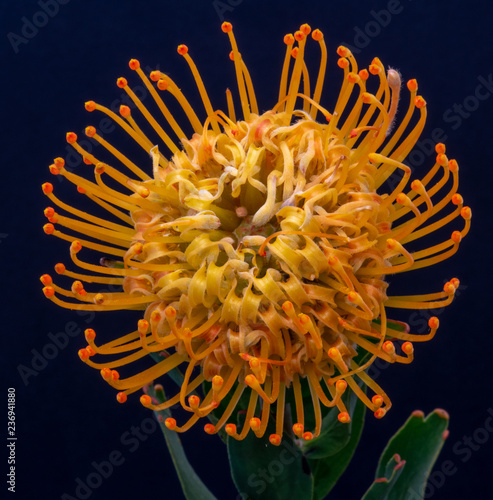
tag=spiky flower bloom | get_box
[41,22,470,445]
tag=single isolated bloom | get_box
[41,22,470,445]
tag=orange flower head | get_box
[41,23,470,444]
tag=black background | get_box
[2,0,492,499]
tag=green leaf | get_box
[361,454,406,500]
[308,391,366,500]
[302,388,354,459]
[367,409,450,500]
[148,385,218,500]
[227,417,313,500]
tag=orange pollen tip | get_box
[282,301,294,312]
[303,432,313,441]
[204,423,215,434]
[283,34,294,45]
[157,79,168,91]
[312,29,323,41]
[347,291,359,303]
[71,281,84,294]
[77,186,86,194]
[138,319,149,334]
[335,379,347,392]
[66,132,77,144]
[94,293,105,305]
[429,317,439,329]
[177,44,188,55]
[140,395,152,407]
[189,395,200,408]
[165,418,176,430]
[407,79,418,92]
[117,77,127,88]
[386,238,397,250]
[450,277,460,289]
[452,193,463,205]
[78,349,90,361]
[461,207,472,220]
[451,231,462,243]
[250,417,261,431]
[369,63,380,75]
[212,375,224,389]
[221,21,232,33]
[119,105,131,118]
[129,59,140,70]
[49,164,60,175]
[269,434,282,446]
[43,223,55,235]
[338,58,349,69]
[383,341,395,355]
[337,46,349,57]
[402,342,414,355]
[229,51,235,61]
[291,47,299,58]
[338,412,351,423]
[249,357,260,369]
[372,395,384,407]
[448,159,459,172]
[415,96,426,108]
[436,153,448,166]
[245,374,258,387]
[411,180,423,191]
[85,101,96,112]
[42,286,55,298]
[396,193,408,205]
[225,423,236,436]
[435,143,446,154]
[359,69,369,80]
[444,282,455,294]
[83,128,95,140]
[328,347,341,359]
[54,263,66,274]
[149,70,161,81]
[54,157,64,168]
[111,370,119,381]
[116,392,127,404]
[294,30,305,42]
[374,408,386,419]
[100,368,112,380]
[85,328,96,341]
[348,72,360,84]
[165,306,176,318]
[95,163,105,174]
[300,23,311,35]
[361,92,373,104]
[150,310,161,322]
[44,207,55,218]
[71,241,82,253]
[293,423,304,437]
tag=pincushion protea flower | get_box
[41,22,470,446]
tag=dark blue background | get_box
[2,0,491,499]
